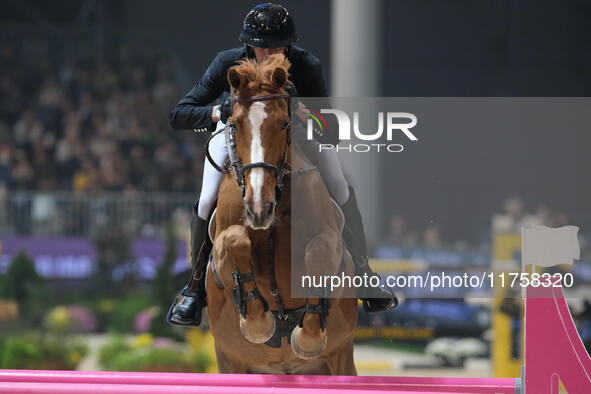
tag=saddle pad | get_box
[208,207,217,243]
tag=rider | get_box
[167,3,397,327]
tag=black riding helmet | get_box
[239,3,298,49]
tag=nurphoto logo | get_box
[307,109,418,153]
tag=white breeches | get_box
[197,122,349,220]
[197,121,228,220]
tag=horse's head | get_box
[227,54,291,230]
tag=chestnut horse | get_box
[205,55,357,375]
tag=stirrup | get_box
[166,296,204,327]
[354,266,398,313]
[166,286,206,327]
[361,286,399,314]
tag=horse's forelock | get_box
[232,55,291,89]
[259,54,290,82]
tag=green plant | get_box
[0,335,40,369]
[150,222,179,338]
[104,292,153,333]
[0,250,40,303]
[98,336,209,372]
[0,332,88,370]
[108,347,208,372]
[153,222,176,309]
[0,251,48,325]
[98,335,130,369]
[92,224,135,296]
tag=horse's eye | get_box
[280,121,290,132]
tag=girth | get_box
[264,307,306,348]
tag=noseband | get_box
[206,89,292,199]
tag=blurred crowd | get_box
[0,37,204,194]
[381,197,591,258]
[0,35,589,252]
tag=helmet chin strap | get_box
[283,45,292,58]
[245,44,255,59]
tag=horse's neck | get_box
[289,140,313,172]
[271,141,310,218]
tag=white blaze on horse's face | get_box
[245,101,274,229]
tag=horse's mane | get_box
[230,54,291,91]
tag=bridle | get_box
[206,87,292,199]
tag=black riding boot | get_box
[167,202,212,326]
[340,186,398,313]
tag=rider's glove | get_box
[220,97,233,123]
[284,81,298,97]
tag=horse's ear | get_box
[228,68,247,91]
[271,67,287,88]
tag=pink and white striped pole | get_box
[0,370,517,393]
